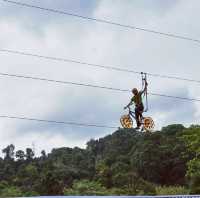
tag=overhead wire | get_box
[0,115,118,129]
[0,48,200,84]
[0,49,140,74]
[0,71,199,102]
[1,0,200,44]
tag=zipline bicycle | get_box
[120,72,155,132]
[120,106,154,132]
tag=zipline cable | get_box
[0,49,141,74]
[2,0,200,44]
[0,71,199,102]
[0,49,200,84]
[0,115,118,129]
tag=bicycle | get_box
[120,106,155,132]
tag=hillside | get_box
[0,124,199,196]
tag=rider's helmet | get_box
[132,88,138,95]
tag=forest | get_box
[0,124,199,196]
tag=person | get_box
[124,81,148,129]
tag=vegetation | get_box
[156,186,189,195]
[0,124,199,196]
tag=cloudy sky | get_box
[0,0,199,156]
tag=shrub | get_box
[156,186,189,195]
[189,175,200,194]
[138,180,156,195]
[0,186,23,197]
[64,180,107,195]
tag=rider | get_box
[124,81,148,129]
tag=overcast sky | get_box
[0,0,199,156]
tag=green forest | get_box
[0,124,200,196]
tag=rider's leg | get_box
[138,104,144,121]
[135,106,141,128]
[135,104,144,128]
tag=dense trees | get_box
[0,124,198,196]
[181,125,200,194]
[130,127,191,185]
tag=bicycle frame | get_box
[128,108,136,119]
[127,106,144,121]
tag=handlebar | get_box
[124,106,131,111]
[124,106,134,117]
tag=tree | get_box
[131,128,189,185]
[162,124,185,135]
[41,150,47,160]
[39,171,65,195]
[182,125,200,193]
[96,161,113,188]
[2,144,15,160]
[16,150,25,161]
[26,148,34,161]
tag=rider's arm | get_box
[124,100,133,109]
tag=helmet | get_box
[132,88,138,94]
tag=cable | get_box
[146,73,200,83]
[0,72,129,92]
[0,49,140,74]
[0,71,200,102]
[2,0,200,44]
[149,93,200,102]
[0,48,200,84]
[0,115,117,129]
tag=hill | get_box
[0,124,199,196]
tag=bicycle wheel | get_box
[143,117,155,131]
[120,115,133,128]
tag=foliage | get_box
[156,186,189,195]
[130,125,190,185]
[0,124,197,196]
[64,180,108,195]
[188,175,200,194]
[181,125,200,194]
[64,179,156,196]
[0,185,23,197]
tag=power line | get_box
[0,71,199,102]
[0,49,140,74]
[2,0,200,44]
[0,72,129,92]
[1,49,200,84]
[149,93,200,102]
[0,115,117,129]
[146,73,200,83]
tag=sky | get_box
[0,0,200,156]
